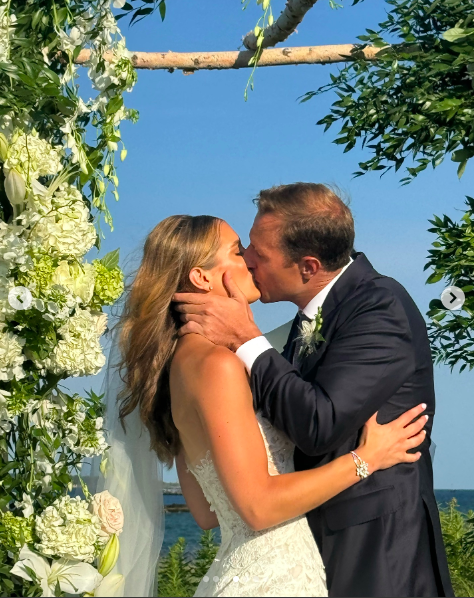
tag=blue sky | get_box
[67,0,474,488]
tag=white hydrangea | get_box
[52,260,96,306]
[35,496,102,563]
[0,388,13,432]
[0,324,26,381]
[20,184,97,258]
[0,220,33,277]
[39,308,107,377]
[4,129,63,179]
[0,276,20,322]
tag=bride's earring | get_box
[209,285,213,291]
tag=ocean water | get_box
[162,490,474,556]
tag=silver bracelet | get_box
[350,451,370,479]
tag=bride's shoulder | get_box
[172,336,247,395]
[173,335,245,374]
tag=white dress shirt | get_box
[236,258,354,373]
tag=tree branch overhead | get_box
[243,0,320,51]
[75,45,381,72]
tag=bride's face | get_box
[208,221,261,304]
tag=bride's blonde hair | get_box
[116,215,222,468]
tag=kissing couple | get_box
[108,183,454,597]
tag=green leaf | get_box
[159,1,166,21]
[100,248,120,271]
[442,28,474,43]
[426,272,444,284]
[457,160,468,179]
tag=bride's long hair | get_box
[116,215,222,468]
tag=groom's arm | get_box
[250,288,417,456]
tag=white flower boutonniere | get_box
[297,307,325,358]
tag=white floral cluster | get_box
[4,129,63,181]
[11,491,125,596]
[0,124,112,379]
[0,220,33,277]
[0,323,26,381]
[36,308,107,377]
[63,403,108,458]
[21,183,97,258]
[2,2,133,594]
[35,496,102,563]
[0,387,13,432]
[56,1,137,166]
[38,392,108,458]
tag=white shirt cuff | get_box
[236,336,273,374]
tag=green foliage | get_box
[426,196,474,371]
[303,0,474,184]
[157,530,219,598]
[440,499,474,597]
[300,0,474,368]
[0,0,139,242]
[116,0,167,26]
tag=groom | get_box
[174,183,454,597]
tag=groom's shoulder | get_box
[350,270,423,323]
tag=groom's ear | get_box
[299,257,321,281]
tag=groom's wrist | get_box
[235,334,273,373]
[230,323,262,352]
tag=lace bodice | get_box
[185,411,327,597]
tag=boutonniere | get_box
[297,307,325,357]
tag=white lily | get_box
[94,573,125,597]
[10,546,103,597]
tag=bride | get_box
[110,214,427,597]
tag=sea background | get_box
[162,490,474,555]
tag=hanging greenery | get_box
[300,0,474,371]
[303,0,474,184]
[426,196,474,372]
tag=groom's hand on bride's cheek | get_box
[172,272,262,351]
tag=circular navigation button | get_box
[440,286,465,311]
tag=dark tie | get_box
[292,310,312,368]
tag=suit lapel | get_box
[299,252,378,378]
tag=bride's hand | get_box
[356,404,428,473]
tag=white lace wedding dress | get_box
[185,411,328,597]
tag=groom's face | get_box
[245,213,301,304]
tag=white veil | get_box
[91,311,165,597]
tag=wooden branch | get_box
[243,0,320,51]
[75,44,382,72]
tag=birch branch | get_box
[243,0,320,51]
[75,44,382,72]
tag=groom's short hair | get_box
[254,183,355,272]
